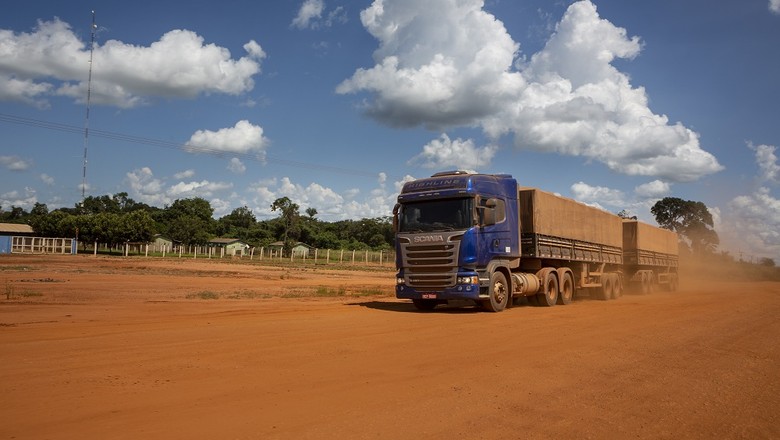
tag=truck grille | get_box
[398,233,462,288]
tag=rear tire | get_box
[482,271,509,312]
[597,275,613,300]
[557,272,574,305]
[669,274,679,292]
[536,270,558,307]
[611,274,622,299]
[640,272,651,294]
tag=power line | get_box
[0,112,380,178]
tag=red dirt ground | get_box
[1,254,778,439]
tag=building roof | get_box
[268,241,312,248]
[0,223,33,234]
[208,238,246,245]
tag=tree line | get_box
[0,193,394,254]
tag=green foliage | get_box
[651,197,719,254]
[12,192,395,251]
[271,197,301,255]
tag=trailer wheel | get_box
[669,274,679,292]
[640,272,651,294]
[536,271,558,307]
[597,275,614,300]
[557,272,574,305]
[611,274,623,299]
[482,271,509,312]
[412,299,438,311]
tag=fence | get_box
[6,236,77,254]
[75,241,395,267]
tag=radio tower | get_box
[81,10,97,201]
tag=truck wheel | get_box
[536,271,558,307]
[557,272,573,305]
[597,276,613,300]
[412,299,438,311]
[482,271,509,312]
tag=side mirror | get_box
[392,203,400,232]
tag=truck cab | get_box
[393,171,520,310]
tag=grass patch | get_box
[352,288,390,297]
[315,286,347,297]
[186,291,220,300]
[224,290,272,299]
[17,290,43,298]
[0,266,32,272]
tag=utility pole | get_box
[81,10,97,201]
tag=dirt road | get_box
[1,255,778,439]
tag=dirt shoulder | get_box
[1,255,778,439]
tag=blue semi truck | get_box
[393,171,679,312]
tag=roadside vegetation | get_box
[0,192,393,254]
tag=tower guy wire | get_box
[81,10,97,202]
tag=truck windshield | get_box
[398,198,473,233]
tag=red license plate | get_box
[422,293,437,299]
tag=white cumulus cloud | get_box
[228,157,246,174]
[749,142,780,185]
[634,180,671,199]
[771,0,780,14]
[717,143,780,262]
[0,18,265,108]
[0,155,31,171]
[0,187,37,210]
[125,167,232,209]
[248,175,403,221]
[570,181,626,207]
[186,120,269,157]
[40,173,54,185]
[292,0,324,29]
[409,133,497,171]
[339,0,722,182]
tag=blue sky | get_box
[1,0,779,261]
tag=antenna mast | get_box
[81,10,97,201]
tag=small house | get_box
[208,238,250,256]
[268,241,312,258]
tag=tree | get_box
[162,198,215,244]
[651,197,719,254]
[30,202,49,216]
[616,209,637,220]
[305,207,318,219]
[271,197,301,255]
[758,257,776,267]
[119,211,155,243]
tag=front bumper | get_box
[395,283,482,301]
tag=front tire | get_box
[482,271,509,312]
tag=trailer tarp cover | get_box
[622,220,679,256]
[519,188,623,248]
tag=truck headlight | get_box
[457,276,479,285]
[396,277,405,285]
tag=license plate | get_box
[422,293,437,299]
